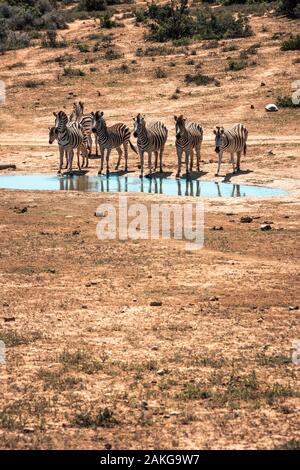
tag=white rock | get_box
[265,104,278,112]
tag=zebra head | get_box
[70,102,84,122]
[174,115,186,139]
[133,113,145,138]
[92,111,105,134]
[213,126,225,153]
[48,127,57,144]
[53,111,68,134]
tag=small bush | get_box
[281,34,300,51]
[277,0,300,18]
[277,95,300,108]
[77,43,90,53]
[104,48,122,60]
[154,67,168,78]
[226,58,248,71]
[41,30,67,48]
[63,67,85,77]
[23,79,45,88]
[185,72,218,86]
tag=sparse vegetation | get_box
[23,79,45,88]
[281,34,300,51]
[0,330,42,347]
[277,95,300,108]
[226,58,248,71]
[63,66,85,77]
[154,67,168,78]
[73,406,117,428]
[185,72,219,86]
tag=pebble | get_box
[288,306,299,311]
[4,317,15,322]
[157,369,167,376]
[23,426,35,434]
[209,296,219,302]
[261,224,272,231]
[212,226,223,231]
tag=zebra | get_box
[53,111,88,173]
[49,126,68,170]
[133,113,168,178]
[213,123,248,176]
[174,115,203,178]
[69,101,96,159]
[92,111,138,175]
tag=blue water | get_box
[0,174,287,198]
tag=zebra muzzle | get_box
[133,131,138,138]
[215,147,220,153]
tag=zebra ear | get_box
[53,112,57,117]
[220,129,224,134]
[174,115,177,121]
[213,130,217,135]
[101,111,104,116]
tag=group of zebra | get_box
[49,101,249,178]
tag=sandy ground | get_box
[0,4,299,449]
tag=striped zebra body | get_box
[70,102,97,157]
[174,115,203,178]
[214,123,248,176]
[92,111,137,175]
[53,111,88,173]
[133,114,168,177]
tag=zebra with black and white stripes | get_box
[92,111,138,175]
[213,123,248,176]
[133,113,168,178]
[53,111,88,173]
[174,115,203,178]
[69,101,96,159]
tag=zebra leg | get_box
[64,150,68,170]
[115,147,123,171]
[124,142,128,172]
[154,151,158,171]
[176,148,182,178]
[196,146,201,172]
[68,149,74,173]
[139,150,144,178]
[147,152,152,177]
[231,153,235,173]
[95,135,99,156]
[98,148,104,175]
[236,151,241,172]
[106,148,111,176]
[77,147,81,171]
[185,151,190,179]
[215,151,223,176]
[88,135,92,157]
[159,148,163,173]
[58,146,64,174]
[190,148,194,172]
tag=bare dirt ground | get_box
[0,4,299,449]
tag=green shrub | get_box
[77,43,90,53]
[277,0,300,18]
[281,34,300,51]
[226,58,248,71]
[104,48,122,60]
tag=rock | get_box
[141,400,148,410]
[151,345,159,351]
[81,305,88,310]
[157,369,167,376]
[212,226,223,231]
[3,302,9,307]
[209,296,219,302]
[175,88,181,94]
[150,301,162,307]
[72,230,80,236]
[261,82,266,86]
[48,268,56,274]
[261,224,272,231]
[240,216,253,223]
[23,426,35,434]
[250,104,255,109]
[263,220,274,224]
[288,306,299,311]
[267,150,275,156]
[265,103,278,112]
[95,211,106,218]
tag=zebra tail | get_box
[129,140,138,155]
[244,143,247,156]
